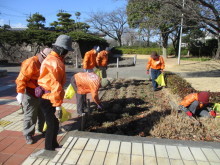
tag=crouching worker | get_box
[70,72,109,116]
[15,48,51,144]
[179,92,216,118]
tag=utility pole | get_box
[177,0,185,65]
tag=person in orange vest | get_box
[70,72,107,115]
[179,91,216,117]
[146,51,165,91]
[83,46,100,72]
[15,48,51,144]
[36,35,73,152]
[96,47,110,78]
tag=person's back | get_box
[83,49,97,69]
[75,72,100,96]
[97,50,108,67]
[38,51,66,107]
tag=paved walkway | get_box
[23,132,220,165]
[0,72,82,164]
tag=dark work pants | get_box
[70,76,87,115]
[99,66,107,78]
[39,98,59,150]
[23,92,45,136]
[151,68,161,90]
[188,101,210,117]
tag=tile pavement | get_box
[0,73,80,165]
[23,136,220,165]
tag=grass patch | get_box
[180,57,211,61]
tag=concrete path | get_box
[23,131,220,165]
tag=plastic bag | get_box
[43,106,72,131]
[94,68,102,79]
[213,103,220,112]
[64,84,75,99]
[155,73,166,86]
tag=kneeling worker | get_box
[70,72,109,115]
[179,91,216,117]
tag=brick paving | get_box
[0,72,81,165]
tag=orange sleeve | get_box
[96,52,101,66]
[146,57,152,70]
[160,57,165,69]
[41,64,65,107]
[180,93,197,107]
[89,75,101,105]
[91,90,100,105]
[83,52,89,69]
[16,60,35,93]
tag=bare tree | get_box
[164,0,220,58]
[88,8,127,46]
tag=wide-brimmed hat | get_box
[52,35,73,51]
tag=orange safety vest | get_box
[83,49,97,69]
[16,56,40,93]
[38,51,66,107]
[180,93,204,108]
[96,50,108,67]
[74,72,101,105]
[146,56,165,70]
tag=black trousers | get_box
[39,98,59,150]
[70,76,87,115]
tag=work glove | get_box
[16,93,24,104]
[146,70,149,75]
[209,110,216,117]
[55,107,62,119]
[186,111,193,117]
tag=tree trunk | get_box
[147,29,151,47]
[162,47,167,58]
[215,36,220,59]
[118,38,122,47]
[161,33,168,58]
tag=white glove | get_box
[56,107,62,111]
[55,106,62,119]
[16,93,24,104]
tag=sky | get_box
[0,0,127,27]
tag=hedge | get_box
[164,72,220,103]
[112,46,188,55]
[0,29,108,57]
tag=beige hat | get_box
[40,48,52,58]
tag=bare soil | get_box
[86,79,220,142]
